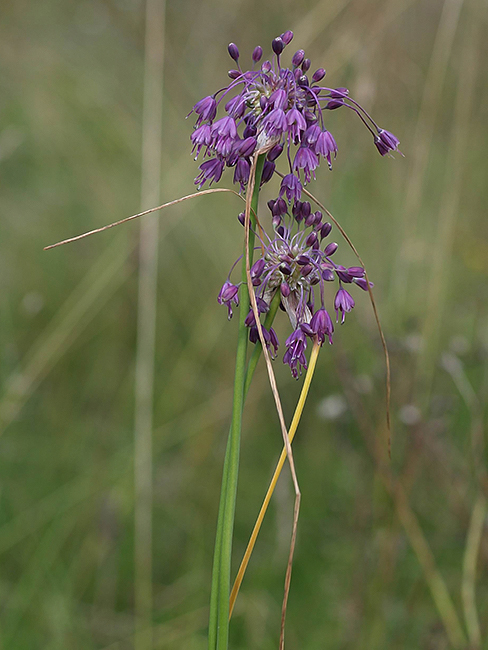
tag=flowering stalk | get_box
[208,155,265,650]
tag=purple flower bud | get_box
[228,69,240,79]
[233,157,250,188]
[301,58,311,73]
[320,222,332,239]
[297,255,309,265]
[330,87,349,98]
[260,96,268,111]
[260,160,275,185]
[267,199,276,212]
[252,46,263,63]
[280,282,291,297]
[301,264,313,276]
[334,288,355,323]
[313,211,322,225]
[325,100,344,110]
[306,232,317,247]
[301,201,311,218]
[336,271,353,283]
[277,225,285,237]
[347,266,365,277]
[280,262,292,275]
[267,143,283,162]
[292,49,305,67]
[269,327,279,357]
[281,30,294,45]
[243,123,257,139]
[321,268,335,282]
[272,215,282,228]
[312,68,326,82]
[251,258,266,279]
[237,212,245,226]
[228,43,239,61]
[298,75,309,87]
[292,201,302,219]
[262,60,271,73]
[324,242,338,256]
[354,278,373,291]
[272,37,284,55]
[238,136,257,157]
[305,213,315,228]
[283,328,308,378]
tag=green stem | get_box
[208,155,265,650]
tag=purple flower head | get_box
[334,288,355,323]
[190,35,400,191]
[233,158,250,190]
[195,157,224,189]
[218,281,239,319]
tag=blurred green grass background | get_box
[1,0,488,648]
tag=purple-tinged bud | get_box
[336,271,353,283]
[228,69,240,79]
[228,43,239,61]
[252,46,263,63]
[243,123,257,139]
[267,199,276,212]
[272,215,282,228]
[322,268,335,282]
[348,266,365,278]
[320,222,332,239]
[334,288,355,323]
[259,96,268,111]
[260,160,275,184]
[354,278,373,291]
[305,212,315,227]
[277,225,285,237]
[330,87,349,98]
[313,211,322,225]
[301,264,313,277]
[272,37,284,55]
[298,75,309,87]
[301,201,311,219]
[233,158,250,187]
[312,239,320,251]
[292,49,305,67]
[277,198,287,215]
[306,232,317,247]
[269,327,279,357]
[249,326,259,344]
[267,143,283,162]
[300,322,314,337]
[281,30,294,45]
[292,200,302,219]
[280,282,291,297]
[297,255,310,265]
[239,136,257,157]
[251,258,266,279]
[301,58,311,73]
[262,60,271,73]
[312,68,326,82]
[325,100,344,110]
[310,308,334,344]
[237,212,245,226]
[324,242,338,256]
[280,262,292,275]
[310,273,320,284]
[294,68,302,81]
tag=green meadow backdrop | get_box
[1,0,488,647]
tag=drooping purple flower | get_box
[309,308,334,344]
[280,173,302,202]
[287,108,307,142]
[374,129,401,156]
[283,329,308,379]
[334,288,355,323]
[233,158,250,189]
[191,124,212,158]
[314,130,337,169]
[293,147,319,184]
[218,281,239,319]
[191,95,217,124]
[195,157,225,188]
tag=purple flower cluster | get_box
[189,32,401,195]
[218,199,372,378]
